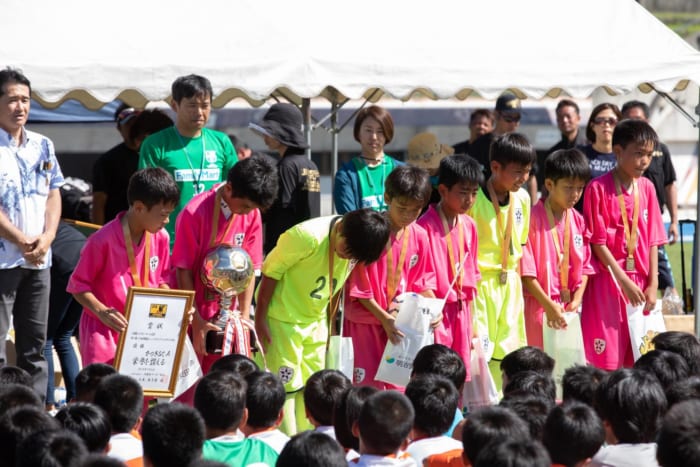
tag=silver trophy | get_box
[201,245,254,330]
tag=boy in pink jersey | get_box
[344,165,437,389]
[418,154,481,380]
[582,119,667,369]
[172,156,278,373]
[521,148,593,349]
[68,168,180,365]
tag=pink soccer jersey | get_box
[171,184,263,321]
[521,199,593,348]
[581,172,667,369]
[67,212,171,365]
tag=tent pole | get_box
[302,98,312,160]
[695,88,700,337]
[331,101,339,214]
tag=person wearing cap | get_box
[249,103,321,254]
[139,74,237,248]
[333,105,402,214]
[91,103,142,225]
[452,108,495,156]
[405,132,455,209]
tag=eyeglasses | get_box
[500,113,521,123]
[593,117,618,127]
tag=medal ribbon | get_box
[614,172,639,268]
[487,180,514,275]
[210,188,237,248]
[386,228,410,303]
[544,199,571,299]
[438,204,464,298]
[122,217,151,288]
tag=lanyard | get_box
[386,228,410,302]
[328,217,343,330]
[438,203,464,296]
[210,188,237,247]
[174,127,207,194]
[487,180,514,275]
[614,171,639,268]
[544,198,571,298]
[122,217,151,287]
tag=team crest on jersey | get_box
[594,338,606,354]
[573,234,583,249]
[205,150,218,165]
[149,256,159,272]
[278,366,294,384]
[643,209,648,223]
[514,207,523,225]
[354,368,366,384]
[409,254,419,268]
[234,233,245,246]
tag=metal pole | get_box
[302,98,311,160]
[694,89,700,337]
[331,101,339,214]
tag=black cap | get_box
[248,103,309,149]
[495,93,521,114]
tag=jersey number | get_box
[310,276,338,299]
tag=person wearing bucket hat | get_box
[406,132,455,208]
[249,103,320,254]
[333,105,403,214]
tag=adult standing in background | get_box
[249,103,320,254]
[139,74,237,248]
[0,67,64,399]
[452,108,495,156]
[333,105,402,214]
[91,104,141,225]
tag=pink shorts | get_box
[433,300,472,381]
[524,295,544,350]
[79,313,118,366]
[344,319,401,390]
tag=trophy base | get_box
[205,329,257,355]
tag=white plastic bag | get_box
[627,301,666,361]
[158,336,202,403]
[462,337,499,411]
[326,335,355,380]
[543,310,587,400]
[375,293,444,386]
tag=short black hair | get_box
[621,100,650,120]
[489,133,537,167]
[556,99,580,115]
[462,406,530,465]
[93,374,144,434]
[244,371,285,429]
[0,383,43,412]
[0,366,32,387]
[55,402,111,453]
[303,369,352,427]
[544,148,591,183]
[0,67,31,96]
[0,406,61,466]
[470,108,494,125]
[594,368,667,443]
[412,344,467,392]
[81,453,131,467]
[194,370,247,431]
[500,346,555,380]
[503,371,556,406]
[129,108,173,143]
[384,165,432,205]
[127,167,180,209]
[358,391,414,455]
[171,74,213,104]
[634,349,690,391]
[499,394,553,440]
[142,402,206,467]
[652,331,700,376]
[562,365,607,406]
[612,118,659,149]
[227,155,279,210]
[543,402,605,467]
[16,429,88,467]
[209,354,259,378]
[277,431,347,467]
[657,399,700,467]
[438,154,484,189]
[333,385,378,452]
[340,208,391,264]
[75,363,117,403]
[473,439,551,467]
[405,374,459,437]
[666,376,700,407]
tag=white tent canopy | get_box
[4,0,700,109]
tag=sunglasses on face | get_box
[593,117,618,126]
[500,113,521,123]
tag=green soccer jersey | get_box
[139,126,237,247]
[261,216,352,324]
[202,437,278,466]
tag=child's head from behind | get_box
[355,390,414,456]
[334,385,378,452]
[384,165,432,230]
[499,394,553,440]
[0,383,43,413]
[562,365,607,406]
[93,374,143,434]
[277,430,347,467]
[337,208,391,264]
[225,155,279,214]
[594,368,667,444]
[55,401,111,453]
[242,371,285,432]
[652,331,700,376]
[127,167,180,233]
[405,374,459,438]
[194,370,247,434]
[0,366,31,387]
[209,354,259,378]
[612,119,658,181]
[412,343,467,393]
[634,349,690,391]
[667,376,700,407]
[303,369,352,427]
[0,405,61,466]
[489,133,535,192]
[16,428,88,467]
[543,402,605,467]
[502,371,556,407]
[462,406,530,465]
[500,346,555,387]
[74,363,117,403]
[473,439,551,467]
[544,148,590,211]
[437,154,483,214]
[142,402,206,467]
[657,399,700,467]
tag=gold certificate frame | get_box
[114,287,194,398]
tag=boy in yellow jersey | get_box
[255,209,390,435]
[468,133,535,389]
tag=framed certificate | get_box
[114,287,194,397]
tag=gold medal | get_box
[625,257,635,272]
[560,289,571,304]
[499,271,507,285]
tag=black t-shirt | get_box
[643,142,675,213]
[575,144,617,212]
[262,148,321,253]
[462,132,495,179]
[92,142,139,222]
[452,139,471,157]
